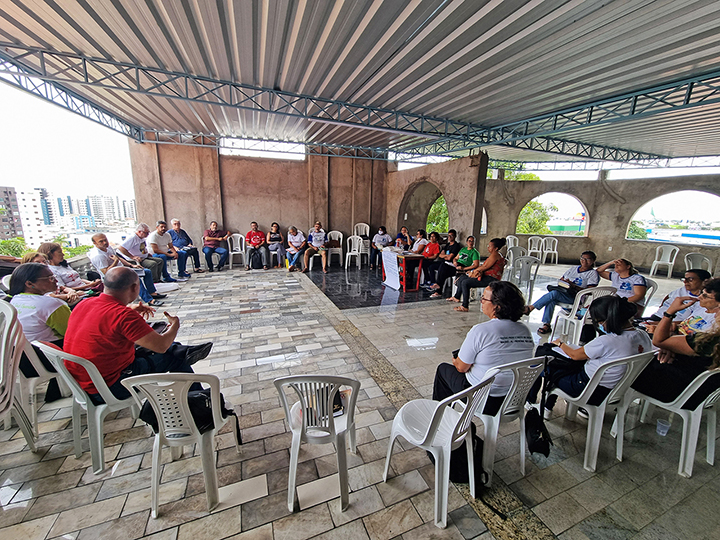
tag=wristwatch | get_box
[663,311,676,319]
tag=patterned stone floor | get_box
[1,265,718,540]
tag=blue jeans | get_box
[287,248,304,268]
[203,246,228,269]
[153,252,188,276]
[533,289,576,325]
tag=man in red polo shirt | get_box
[245,221,270,270]
[63,267,213,404]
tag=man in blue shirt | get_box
[169,219,204,273]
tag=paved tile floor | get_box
[1,264,718,540]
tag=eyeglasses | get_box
[682,277,698,282]
[35,275,57,282]
[480,296,491,303]
[700,292,714,299]
[580,257,593,262]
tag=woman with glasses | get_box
[432,281,534,415]
[631,278,720,407]
[525,250,600,335]
[646,269,711,326]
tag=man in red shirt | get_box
[63,267,212,404]
[245,221,270,270]
[202,221,230,272]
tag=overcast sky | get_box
[0,82,135,199]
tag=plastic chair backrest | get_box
[484,357,545,418]
[33,342,127,410]
[578,351,654,407]
[328,230,343,243]
[274,375,361,439]
[542,237,558,251]
[506,235,518,249]
[1,275,11,292]
[656,244,679,264]
[0,303,23,411]
[528,236,542,251]
[228,233,245,253]
[513,256,540,283]
[353,223,370,237]
[347,235,362,254]
[507,246,527,262]
[121,373,225,442]
[685,252,712,273]
[425,377,493,447]
[643,277,658,307]
[660,367,720,411]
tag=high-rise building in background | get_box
[17,189,50,247]
[87,195,119,223]
[122,199,137,220]
[0,187,24,240]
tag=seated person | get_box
[597,258,647,316]
[647,269,711,322]
[286,226,306,272]
[528,296,652,417]
[267,222,286,268]
[9,263,71,401]
[202,221,230,272]
[148,220,189,279]
[245,221,270,270]
[89,233,165,307]
[22,252,84,306]
[410,229,429,254]
[423,229,462,290]
[395,226,412,250]
[303,221,329,274]
[169,218,204,273]
[63,267,213,404]
[118,223,165,283]
[449,237,506,312]
[631,279,720,410]
[38,242,104,293]
[370,226,393,269]
[433,281,534,415]
[429,235,480,299]
[525,250,600,335]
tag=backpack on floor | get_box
[250,249,264,269]
[427,422,488,485]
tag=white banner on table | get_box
[382,250,400,290]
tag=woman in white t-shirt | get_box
[528,296,652,415]
[410,229,429,254]
[597,258,647,315]
[38,242,102,293]
[432,281,534,415]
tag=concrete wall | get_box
[130,142,387,245]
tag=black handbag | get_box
[525,362,553,457]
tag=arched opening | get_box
[515,192,588,236]
[397,180,443,235]
[626,190,720,246]
[426,195,448,233]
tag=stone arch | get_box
[514,192,590,236]
[397,179,444,235]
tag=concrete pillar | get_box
[471,152,489,237]
[307,153,329,228]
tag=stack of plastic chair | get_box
[34,342,139,474]
[382,377,494,528]
[550,286,617,346]
[121,373,241,516]
[503,246,527,279]
[327,230,343,266]
[507,256,540,304]
[274,375,361,512]
[0,302,36,452]
[476,358,545,485]
[612,367,720,478]
[354,223,371,263]
[505,235,519,249]
[550,351,654,472]
[649,244,679,278]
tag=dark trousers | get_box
[182,247,202,270]
[527,355,610,409]
[453,275,497,308]
[88,342,199,405]
[632,356,720,410]
[370,246,383,267]
[432,363,504,416]
[20,340,63,402]
[434,263,457,289]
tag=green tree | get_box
[0,237,28,258]
[505,171,541,182]
[627,220,648,240]
[516,201,557,234]
[426,196,449,233]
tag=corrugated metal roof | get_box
[2,0,720,161]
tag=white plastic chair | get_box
[527,236,543,259]
[612,367,720,478]
[1,274,11,292]
[551,351,654,472]
[227,233,246,269]
[649,244,680,278]
[34,342,140,474]
[383,377,493,528]
[550,286,617,346]
[541,237,558,264]
[121,373,241,517]
[505,235,519,249]
[476,358,545,485]
[328,230,343,267]
[274,375,361,513]
[345,235,363,269]
[685,252,712,274]
[353,223,370,238]
[503,246,527,279]
[641,277,658,317]
[507,256,540,304]
[0,303,37,452]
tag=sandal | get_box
[430,292,442,299]
[446,297,460,303]
[537,324,552,335]
[454,306,469,312]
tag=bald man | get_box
[63,267,212,404]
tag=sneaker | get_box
[163,277,177,283]
[576,407,589,420]
[176,276,189,282]
[186,342,213,365]
[543,407,553,420]
[179,273,192,278]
